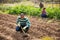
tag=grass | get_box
[41,36,54,40]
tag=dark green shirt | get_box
[16,16,31,27]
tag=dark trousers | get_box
[16,25,29,33]
[41,14,47,18]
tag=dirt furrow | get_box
[0,20,16,29]
[0,25,15,36]
[0,33,14,40]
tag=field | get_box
[0,1,60,40]
[0,14,60,40]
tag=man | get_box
[16,13,31,33]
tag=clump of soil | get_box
[0,36,7,40]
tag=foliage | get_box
[46,8,60,19]
[0,6,11,12]
[41,36,54,40]
[8,5,41,16]
[0,5,60,19]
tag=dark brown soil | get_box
[0,14,60,40]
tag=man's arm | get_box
[16,16,20,26]
[23,17,31,30]
[16,17,19,25]
[26,18,31,27]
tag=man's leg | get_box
[16,26,23,32]
[20,25,29,33]
[16,26,20,31]
[19,27,23,33]
[24,27,29,33]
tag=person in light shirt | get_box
[16,13,31,33]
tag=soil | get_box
[0,14,60,40]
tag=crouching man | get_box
[16,13,31,33]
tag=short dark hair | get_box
[43,8,46,10]
[20,13,25,16]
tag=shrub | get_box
[8,5,41,16]
[46,8,60,19]
[0,6,11,12]
[0,5,60,19]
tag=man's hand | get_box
[23,26,27,30]
[17,22,20,27]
